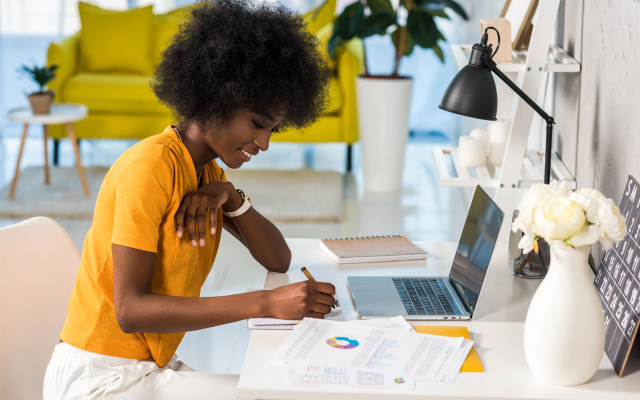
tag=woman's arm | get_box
[112,244,334,333]
[221,186,291,272]
[175,180,291,273]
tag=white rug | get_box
[0,166,343,223]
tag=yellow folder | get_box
[413,326,484,372]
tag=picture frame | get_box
[500,0,539,50]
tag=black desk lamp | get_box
[439,28,554,184]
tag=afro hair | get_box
[151,0,332,130]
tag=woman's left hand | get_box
[175,181,238,247]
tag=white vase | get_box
[356,77,413,192]
[524,244,605,386]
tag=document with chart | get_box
[287,364,416,389]
[274,318,470,382]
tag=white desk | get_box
[237,239,640,400]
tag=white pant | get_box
[43,343,246,400]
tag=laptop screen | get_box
[448,186,504,317]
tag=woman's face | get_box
[206,108,286,169]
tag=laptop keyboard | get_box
[393,278,456,316]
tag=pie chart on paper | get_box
[326,337,359,349]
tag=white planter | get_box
[524,244,605,386]
[357,77,413,192]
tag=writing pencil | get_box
[301,267,338,309]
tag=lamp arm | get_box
[483,56,553,124]
[482,55,554,184]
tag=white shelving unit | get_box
[432,148,576,189]
[449,44,580,73]
[435,0,580,224]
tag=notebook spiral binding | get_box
[323,235,402,240]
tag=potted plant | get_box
[329,0,466,192]
[18,63,59,115]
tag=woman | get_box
[43,1,334,398]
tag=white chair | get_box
[0,217,80,400]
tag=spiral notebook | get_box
[319,235,427,264]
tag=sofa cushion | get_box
[78,2,154,75]
[64,72,340,117]
[153,7,189,67]
[325,77,342,114]
[316,23,336,71]
[63,73,170,115]
[304,0,336,35]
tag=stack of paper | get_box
[275,316,474,388]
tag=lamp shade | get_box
[439,44,498,121]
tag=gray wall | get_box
[554,0,640,263]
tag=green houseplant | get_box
[328,0,467,76]
[18,63,59,115]
[328,0,466,192]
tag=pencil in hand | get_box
[301,267,338,309]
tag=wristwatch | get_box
[223,189,252,218]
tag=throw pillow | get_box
[152,7,189,67]
[303,0,336,35]
[78,2,153,75]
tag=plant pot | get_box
[357,76,412,192]
[524,244,605,386]
[27,91,55,115]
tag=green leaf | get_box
[17,63,58,91]
[328,34,341,60]
[366,0,394,13]
[392,28,415,56]
[422,0,467,20]
[407,8,438,49]
[334,2,365,41]
[437,30,446,41]
[357,11,397,38]
[432,42,444,62]
[423,8,449,19]
[440,0,467,20]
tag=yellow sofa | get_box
[46,3,363,169]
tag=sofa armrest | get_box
[47,32,80,100]
[337,38,364,144]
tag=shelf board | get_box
[450,44,581,73]
[432,147,576,189]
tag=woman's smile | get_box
[240,149,254,162]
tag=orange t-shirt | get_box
[60,126,227,367]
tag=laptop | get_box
[347,186,504,320]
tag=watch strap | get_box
[224,189,252,218]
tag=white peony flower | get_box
[569,192,597,224]
[511,180,571,251]
[532,196,585,241]
[512,183,626,252]
[595,197,627,250]
[569,188,605,225]
[575,188,605,200]
[567,224,602,248]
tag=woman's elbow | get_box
[115,301,137,334]
[265,250,291,273]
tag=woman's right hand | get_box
[265,281,336,320]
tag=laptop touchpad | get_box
[351,285,404,318]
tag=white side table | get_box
[7,103,90,199]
